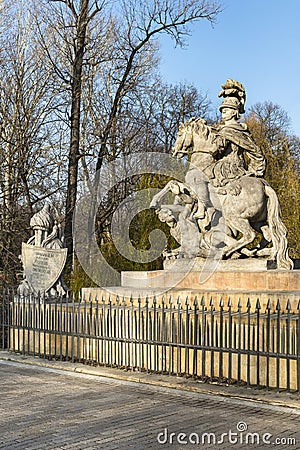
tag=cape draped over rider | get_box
[211,121,266,187]
[203,93,267,188]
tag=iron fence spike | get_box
[276,299,281,311]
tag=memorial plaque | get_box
[21,243,67,294]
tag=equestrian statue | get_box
[150,79,293,270]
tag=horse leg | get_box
[240,224,272,257]
[150,180,185,208]
[223,218,256,258]
[150,181,172,208]
[254,224,273,257]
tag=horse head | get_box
[172,120,194,157]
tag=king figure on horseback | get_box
[150,79,293,270]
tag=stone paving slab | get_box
[1,351,300,410]
[0,355,300,449]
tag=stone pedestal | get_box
[121,268,300,292]
[82,259,300,312]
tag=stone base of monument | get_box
[82,258,300,312]
[121,268,300,292]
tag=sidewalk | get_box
[1,350,299,411]
[2,357,300,450]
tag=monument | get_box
[18,204,68,298]
[84,79,299,301]
[150,79,293,271]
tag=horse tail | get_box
[264,184,293,270]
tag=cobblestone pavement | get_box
[0,360,299,450]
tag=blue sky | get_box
[159,0,300,136]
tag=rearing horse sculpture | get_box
[151,117,293,270]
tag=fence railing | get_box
[1,291,300,393]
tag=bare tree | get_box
[33,1,101,258]
[36,0,222,267]
[94,0,222,171]
[0,1,66,280]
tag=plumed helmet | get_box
[219,96,240,112]
[218,79,246,114]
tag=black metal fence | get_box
[1,290,300,393]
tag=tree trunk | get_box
[64,0,89,267]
